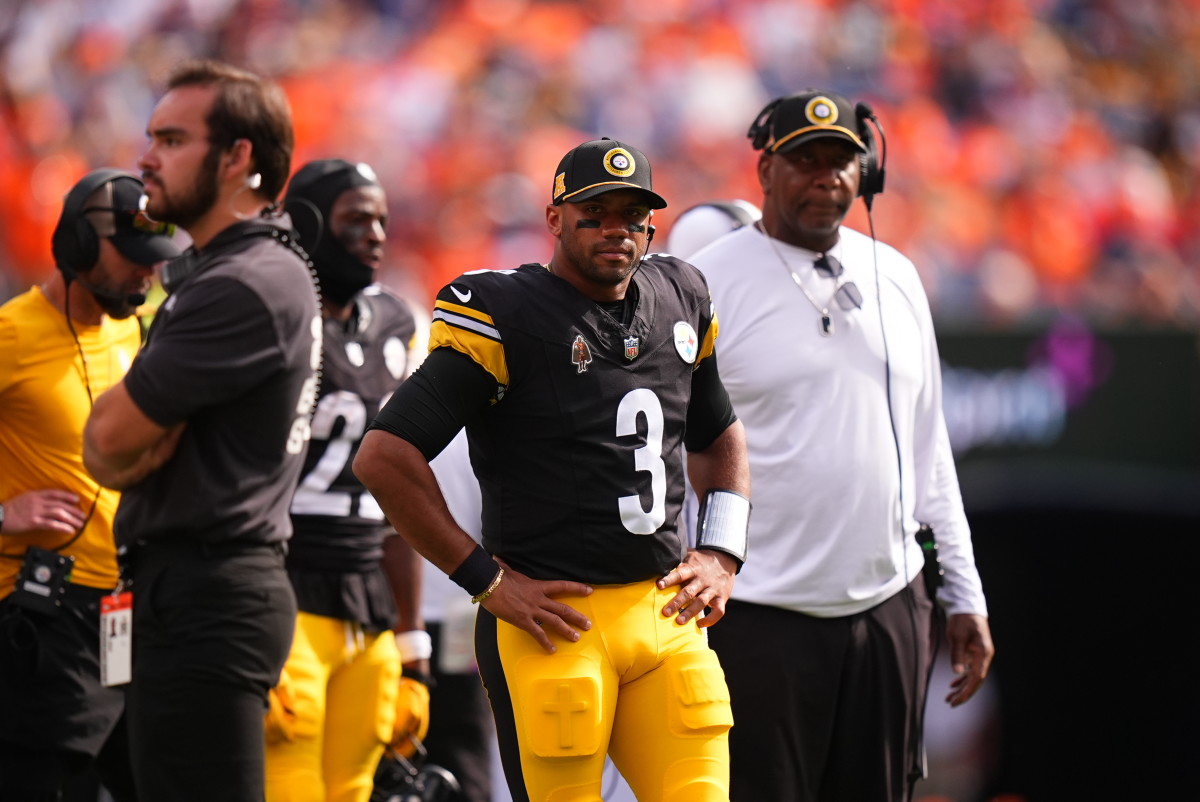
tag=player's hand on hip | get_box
[658,548,737,627]
[485,559,592,654]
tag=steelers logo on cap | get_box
[805,96,839,126]
[603,147,636,178]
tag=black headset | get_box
[854,101,887,208]
[282,196,326,252]
[747,95,887,209]
[50,168,140,283]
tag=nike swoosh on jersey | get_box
[450,285,472,303]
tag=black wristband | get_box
[448,544,499,598]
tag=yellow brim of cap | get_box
[771,125,866,153]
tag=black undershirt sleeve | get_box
[684,349,738,453]
[369,348,495,460]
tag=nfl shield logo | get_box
[623,335,640,360]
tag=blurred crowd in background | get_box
[2,0,1197,331]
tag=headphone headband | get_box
[51,168,141,281]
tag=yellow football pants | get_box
[265,612,400,802]
[489,581,733,802]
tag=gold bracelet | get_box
[471,567,504,604]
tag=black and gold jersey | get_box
[290,285,420,573]
[429,257,718,585]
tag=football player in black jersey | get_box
[355,139,751,802]
[264,159,431,802]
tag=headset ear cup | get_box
[51,167,134,281]
[51,205,101,283]
[854,102,886,201]
[855,108,873,199]
[283,197,324,255]
[857,138,876,199]
[51,217,79,282]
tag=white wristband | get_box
[696,489,751,569]
[393,630,433,662]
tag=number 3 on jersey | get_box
[291,390,385,520]
[617,388,667,535]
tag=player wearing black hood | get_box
[264,159,432,802]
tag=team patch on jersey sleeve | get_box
[671,312,717,367]
[431,299,510,387]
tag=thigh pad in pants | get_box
[662,648,732,739]
[511,653,604,760]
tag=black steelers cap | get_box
[752,89,868,154]
[551,137,667,209]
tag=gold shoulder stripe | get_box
[697,310,718,366]
[435,299,494,326]
[430,319,509,387]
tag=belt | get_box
[62,581,120,600]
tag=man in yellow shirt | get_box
[0,168,179,800]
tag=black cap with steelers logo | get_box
[551,137,668,209]
[753,89,868,154]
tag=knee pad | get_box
[544,782,602,802]
[513,654,604,759]
[665,649,732,738]
[662,773,727,802]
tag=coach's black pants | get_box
[125,539,296,802]
[709,577,934,802]
[0,583,137,801]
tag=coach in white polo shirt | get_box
[689,88,994,802]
